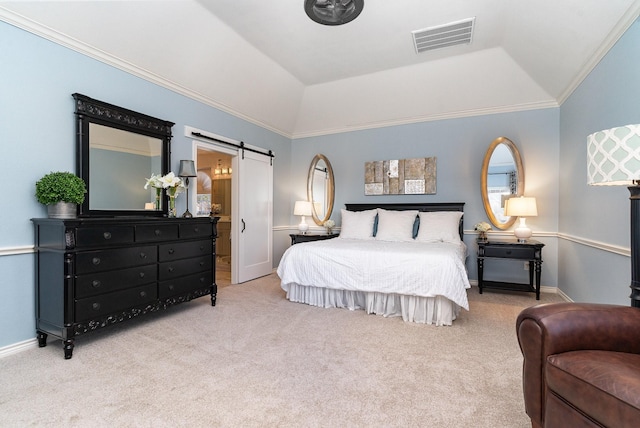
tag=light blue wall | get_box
[558,18,640,304]
[0,20,291,348]
[291,109,560,286]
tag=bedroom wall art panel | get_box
[364,157,436,195]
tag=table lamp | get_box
[178,160,197,218]
[294,201,313,234]
[504,196,538,242]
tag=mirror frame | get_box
[74,93,173,217]
[480,137,524,230]
[307,154,335,226]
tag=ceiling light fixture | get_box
[304,0,364,26]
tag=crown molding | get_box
[0,7,293,139]
[557,2,640,105]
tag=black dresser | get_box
[32,216,218,359]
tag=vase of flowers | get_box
[145,172,184,217]
[323,219,335,234]
[474,221,492,242]
[144,174,163,210]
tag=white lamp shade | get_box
[587,124,640,186]
[293,201,313,216]
[504,196,538,217]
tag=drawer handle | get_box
[199,277,206,283]
[168,267,174,273]
[505,250,512,255]
[140,291,147,298]
[139,272,145,278]
[199,246,205,251]
[139,252,147,259]
[168,284,175,291]
[193,227,200,233]
[199,261,205,266]
[154,229,161,236]
[92,302,101,311]
[103,232,112,240]
[92,257,101,266]
[168,248,175,255]
[92,280,101,288]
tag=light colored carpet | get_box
[0,274,563,427]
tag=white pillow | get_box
[375,209,418,242]
[339,209,377,240]
[416,211,463,243]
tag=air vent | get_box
[412,18,475,54]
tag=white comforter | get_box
[277,238,470,310]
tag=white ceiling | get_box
[1,1,640,138]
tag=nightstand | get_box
[477,238,545,299]
[290,233,339,245]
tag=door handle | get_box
[241,219,246,233]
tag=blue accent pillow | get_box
[373,213,379,236]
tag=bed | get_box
[277,202,470,326]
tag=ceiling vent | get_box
[412,18,475,54]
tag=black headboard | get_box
[344,202,465,240]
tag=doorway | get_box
[196,147,233,287]
[188,125,274,285]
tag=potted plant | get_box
[35,171,87,218]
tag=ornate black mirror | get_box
[74,93,173,217]
[480,137,524,230]
[307,154,335,226]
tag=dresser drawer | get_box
[135,224,179,242]
[159,255,212,280]
[75,226,134,247]
[76,264,157,298]
[482,246,535,259]
[76,245,157,274]
[179,222,212,239]
[159,271,213,298]
[158,239,212,262]
[75,284,157,321]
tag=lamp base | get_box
[181,209,193,218]
[514,217,532,242]
[298,216,309,235]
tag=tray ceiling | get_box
[1,0,639,137]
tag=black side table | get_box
[477,238,545,300]
[290,233,339,245]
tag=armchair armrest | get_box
[516,302,640,427]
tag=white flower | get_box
[324,219,335,228]
[144,172,185,197]
[159,172,183,189]
[474,221,492,232]
[144,174,163,189]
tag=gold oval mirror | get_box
[307,154,335,226]
[480,137,524,230]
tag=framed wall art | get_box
[364,157,436,195]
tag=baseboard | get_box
[0,338,38,359]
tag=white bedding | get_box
[277,238,471,324]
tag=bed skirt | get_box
[283,283,461,326]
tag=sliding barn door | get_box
[235,149,273,283]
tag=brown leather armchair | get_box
[516,302,640,428]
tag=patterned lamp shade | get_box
[587,124,640,186]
